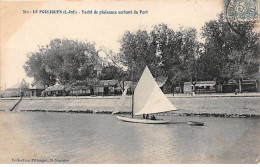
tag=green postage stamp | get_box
[224,0,259,21]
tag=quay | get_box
[0,92,260,118]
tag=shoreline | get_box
[1,92,260,100]
[12,110,259,119]
[1,92,259,118]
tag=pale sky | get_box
[0,0,223,89]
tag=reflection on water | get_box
[3,112,260,163]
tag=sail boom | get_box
[134,109,175,116]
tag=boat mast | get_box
[131,61,134,118]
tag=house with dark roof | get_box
[93,80,118,96]
[69,86,91,96]
[184,81,217,94]
[29,83,45,97]
[114,80,138,95]
[222,80,257,93]
[43,84,66,96]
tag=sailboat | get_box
[112,85,129,115]
[113,66,177,124]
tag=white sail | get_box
[112,86,129,114]
[134,66,177,115]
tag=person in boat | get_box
[145,114,149,119]
[151,115,156,120]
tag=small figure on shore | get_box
[234,89,239,95]
[151,115,156,120]
[143,113,145,119]
[145,114,149,119]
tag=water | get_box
[3,111,259,163]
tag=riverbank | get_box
[2,92,260,100]
[0,93,260,118]
[0,112,37,163]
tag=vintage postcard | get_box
[0,0,259,164]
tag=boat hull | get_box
[116,116,170,124]
[188,121,204,126]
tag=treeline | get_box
[24,13,260,92]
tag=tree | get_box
[24,50,56,87]
[222,48,259,92]
[119,30,157,81]
[99,65,126,80]
[150,24,200,93]
[150,24,181,79]
[119,24,200,90]
[24,38,99,89]
[201,13,260,90]
[179,27,200,93]
[43,39,98,85]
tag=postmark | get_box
[224,0,259,21]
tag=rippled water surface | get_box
[3,112,260,163]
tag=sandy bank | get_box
[0,94,260,118]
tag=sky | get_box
[0,0,223,89]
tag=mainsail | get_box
[133,66,177,115]
[112,86,129,114]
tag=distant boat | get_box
[112,85,129,115]
[113,66,177,124]
[187,121,204,126]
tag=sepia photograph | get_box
[0,0,259,164]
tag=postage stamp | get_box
[224,0,259,21]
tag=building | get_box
[115,81,137,95]
[115,78,171,95]
[3,83,22,97]
[43,84,66,96]
[222,80,257,93]
[3,82,45,98]
[42,80,121,97]
[28,83,45,97]
[69,86,91,96]
[3,82,32,97]
[184,81,216,94]
[93,80,118,96]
